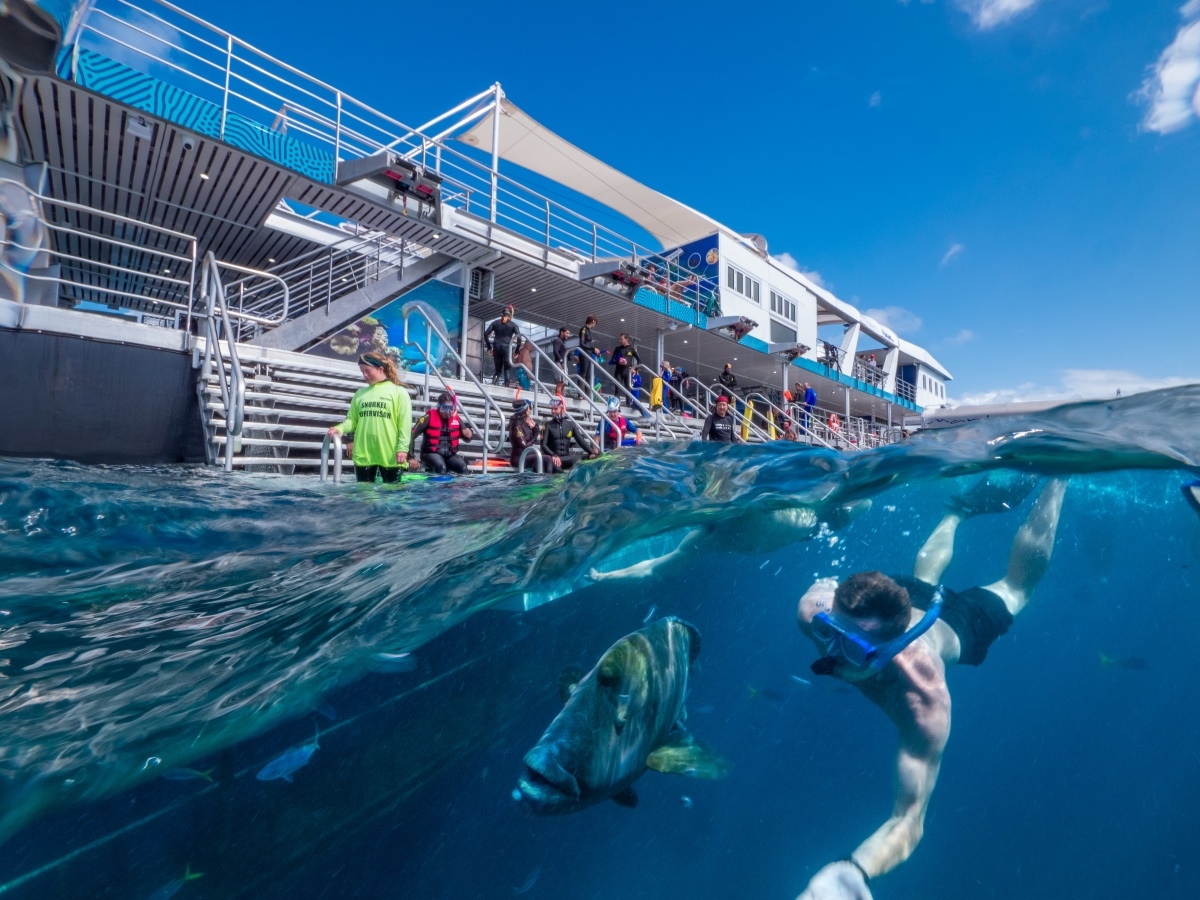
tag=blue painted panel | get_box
[71,49,334,183]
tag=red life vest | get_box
[425,409,462,454]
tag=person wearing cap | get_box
[597,396,641,448]
[409,391,474,475]
[541,395,597,473]
[507,398,540,469]
[484,307,520,387]
[326,353,412,483]
[700,393,742,444]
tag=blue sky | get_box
[197,0,1200,403]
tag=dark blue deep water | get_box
[1,387,1198,899]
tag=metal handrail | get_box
[692,380,772,443]
[320,432,344,483]
[197,251,245,471]
[402,303,506,462]
[632,363,700,436]
[508,336,610,424]
[745,390,835,450]
[572,345,686,440]
[516,445,544,474]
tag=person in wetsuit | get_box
[701,394,742,444]
[793,474,1067,900]
[484,307,520,386]
[550,325,572,394]
[609,333,641,404]
[576,315,600,392]
[409,391,474,475]
[507,398,540,469]
[541,395,597,473]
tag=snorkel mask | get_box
[810,586,944,678]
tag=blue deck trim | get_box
[71,48,335,184]
[631,286,707,330]
[789,356,919,412]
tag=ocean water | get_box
[0,387,1198,899]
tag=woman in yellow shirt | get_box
[327,354,412,483]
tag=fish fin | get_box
[199,769,214,783]
[557,666,585,705]
[611,786,639,808]
[646,732,731,780]
[184,865,204,881]
[1099,653,1113,667]
[283,774,293,784]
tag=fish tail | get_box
[199,769,214,783]
[184,864,204,881]
[747,686,758,699]
[1099,653,1113,667]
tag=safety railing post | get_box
[424,328,432,401]
[320,433,343,483]
[334,91,342,162]
[220,34,232,140]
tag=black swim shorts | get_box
[891,575,1014,666]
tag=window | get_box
[770,290,797,323]
[770,320,797,343]
[725,264,761,304]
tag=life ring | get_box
[828,413,841,433]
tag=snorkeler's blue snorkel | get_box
[811,587,945,677]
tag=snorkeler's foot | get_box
[947,471,1039,518]
[1183,481,1200,517]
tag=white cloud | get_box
[955,0,1041,30]
[864,305,923,334]
[940,243,965,267]
[1137,3,1200,134]
[771,252,827,288]
[954,369,1200,405]
[947,328,975,344]
[869,91,882,107]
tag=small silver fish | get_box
[642,605,657,624]
[368,651,417,674]
[512,866,541,895]
[680,795,694,809]
[789,675,812,687]
[161,768,214,783]
[256,727,319,783]
[141,756,162,771]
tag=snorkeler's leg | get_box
[446,455,469,475]
[983,478,1068,617]
[913,512,963,586]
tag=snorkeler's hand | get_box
[797,861,872,900]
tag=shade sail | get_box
[457,99,726,250]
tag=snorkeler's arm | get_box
[396,393,415,460]
[331,390,361,435]
[851,666,949,879]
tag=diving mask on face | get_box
[810,587,944,677]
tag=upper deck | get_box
[4,0,951,440]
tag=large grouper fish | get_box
[515,617,729,814]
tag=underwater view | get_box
[1,386,1198,900]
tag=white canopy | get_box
[457,99,726,249]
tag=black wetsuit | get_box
[610,342,640,401]
[484,317,520,385]
[551,335,569,369]
[541,416,595,473]
[576,324,599,386]
[701,410,740,444]
[891,575,1014,666]
[508,415,539,468]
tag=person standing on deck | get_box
[484,306,520,387]
[576,316,600,393]
[550,325,571,395]
[609,333,640,405]
[793,474,1066,900]
[804,382,817,434]
[326,353,412,484]
[700,393,743,444]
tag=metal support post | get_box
[489,83,502,225]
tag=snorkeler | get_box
[409,392,474,475]
[794,474,1067,900]
[541,395,598,473]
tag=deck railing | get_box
[72,0,669,271]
